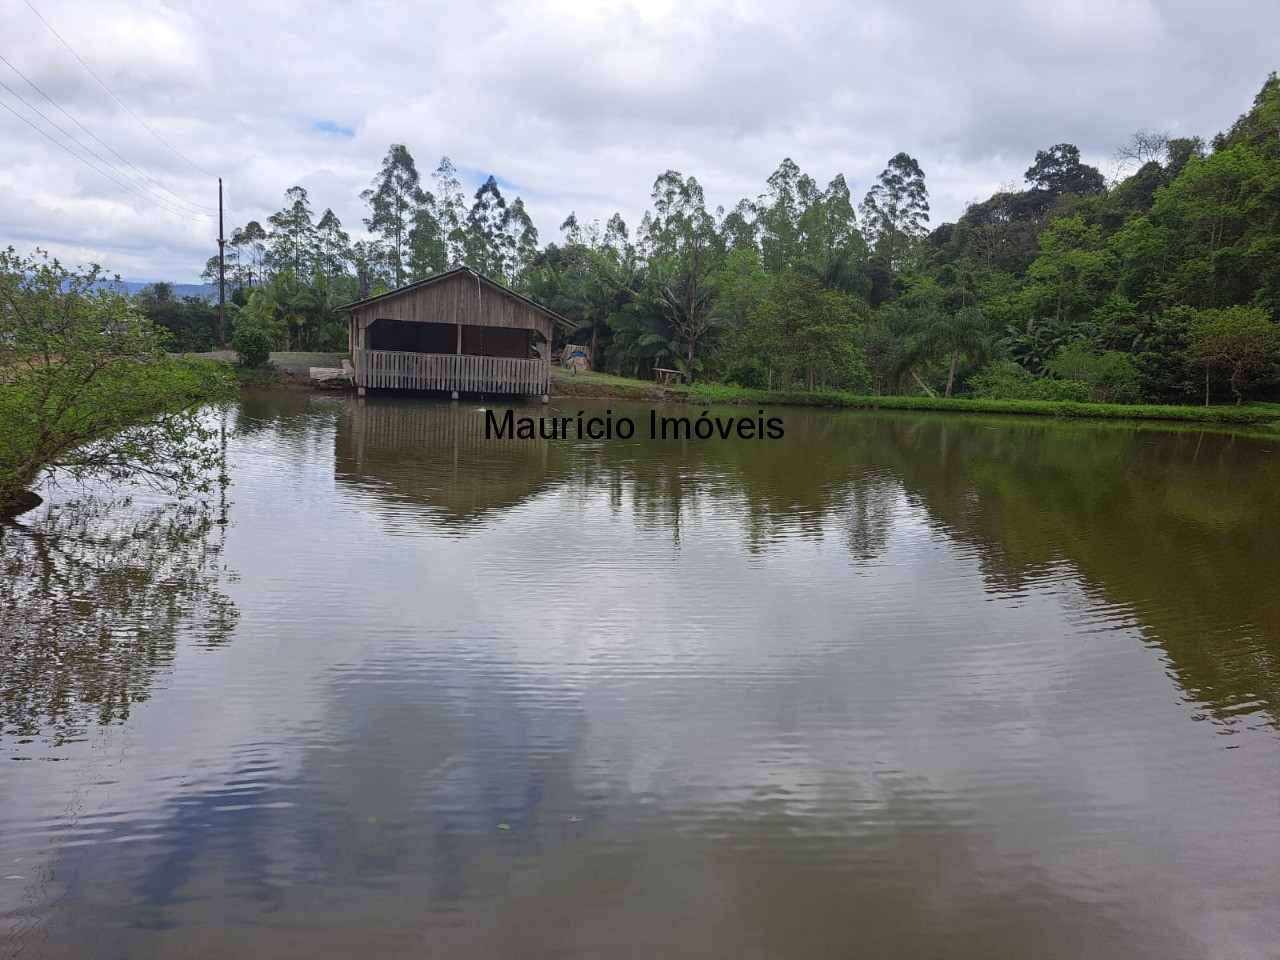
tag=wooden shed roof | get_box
[337,265,575,331]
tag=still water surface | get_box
[2,393,1279,959]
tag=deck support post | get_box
[451,390,459,400]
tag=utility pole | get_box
[217,177,227,349]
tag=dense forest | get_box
[150,75,1280,406]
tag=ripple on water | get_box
[2,399,1279,959]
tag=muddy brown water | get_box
[2,392,1278,959]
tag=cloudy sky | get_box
[2,0,1278,283]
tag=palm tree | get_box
[860,307,936,397]
[795,246,870,298]
[922,306,995,397]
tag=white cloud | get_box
[2,0,1277,280]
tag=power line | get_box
[0,79,213,221]
[0,55,216,215]
[0,97,212,222]
[23,0,217,179]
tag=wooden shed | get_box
[338,265,573,396]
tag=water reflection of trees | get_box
[328,398,1278,726]
[564,411,901,557]
[332,400,901,554]
[0,496,236,743]
[862,415,1280,728]
[574,409,1280,727]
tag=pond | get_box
[2,393,1278,959]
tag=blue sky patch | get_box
[459,166,518,193]
[312,120,355,138]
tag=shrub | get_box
[825,347,874,394]
[1045,342,1143,403]
[231,324,272,369]
[724,357,768,389]
[966,360,1090,402]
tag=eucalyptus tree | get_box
[757,158,821,271]
[793,175,868,293]
[408,201,449,278]
[201,248,237,290]
[814,174,862,256]
[432,156,469,263]
[640,171,723,379]
[314,209,352,283]
[507,197,539,282]
[560,211,584,246]
[362,144,426,286]
[719,198,758,254]
[462,175,514,279]
[859,153,930,272]
[266,186,318,281]
[203,220,269,291]
[233,220,269,287]
[351,238,388,292]
[644,170,718,261]
[603,212,631,253]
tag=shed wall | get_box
[350,272,556,342]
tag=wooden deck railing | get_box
[354,349,550,394]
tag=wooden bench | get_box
[653,367,684,385]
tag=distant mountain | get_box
[117,280,218,299]
[84,279,217,299]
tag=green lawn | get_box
[553,368,662,388]
[552,368,1280,427]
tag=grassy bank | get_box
[553,370,1280,427]
[191,355,1280,428]
[178,351,347,390]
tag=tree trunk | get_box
[945,348,958,398]
[909,366,936,398]
[1204,367,1210,407]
